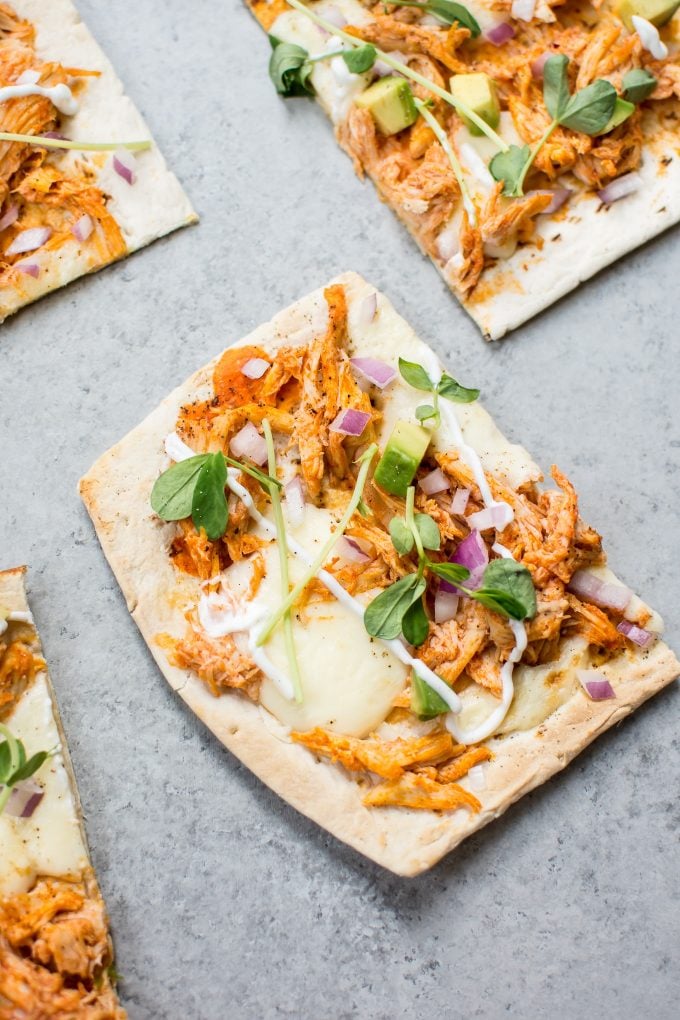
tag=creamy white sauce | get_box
[0,608,33,636]
[0,79,78,117]
[632,16,669,61]
[0,675,88,896]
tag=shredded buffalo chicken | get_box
[155,282,648,813]
[249,0,680,295]
[0,4,126,295]
[0,621,43,720]
[0,873,124,1019]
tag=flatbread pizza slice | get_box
[0,0,196,323]
[80,271,678,876]
[245,1,680,339]
[0,566,124,1017]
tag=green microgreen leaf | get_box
[364,574,426,641]
[191,452,228,541]
[415,404,438,425]
[428,560,471,586]
[437,373,480,404]
[389,516,415,555]
[385,1,481,37]
[414,513,440,551]
[398,357,435,393]
[622,68,657,103]
[489,144,532,197]
[9,750,50,786]
[470,559,537,621]
[224,455,282,491]
[559,79,617,135]
[402,596,430,646]
[0,740,11,783]
[543,54,570,120]
[268,36,314,97]
[150,455,209,521]
[343,44,377,73]
[411,671,450,719]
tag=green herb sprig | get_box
[263,419,304,703]
[0,723,51,816]
[490,56,617,197]
[150,448,281,542]
[365,487,536,644]
[383,1,481,37]
[277,0,510,151]
[256,444,378,646]
[621,68,657,104]
[269,34,377,96]
[398,357,479,429]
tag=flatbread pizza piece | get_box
[0,566,124,1018]
[245,1,680,339]
[0,0,196,323]
[80,271,678,876]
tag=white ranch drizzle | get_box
[0,78,78,117]
[417,351,528,743]
[163,434,461,712]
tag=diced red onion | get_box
[284,476,306,527]
[4,780,44,818]
[241,357,270,380]
[112,148,137,185]
[485,22,516,46]
[0,204,19,231]
[323,6,347,28]
[451,487,471,515]
[467,504,509,532]
[441,530,488,594]
[568,570,632,612]
[617,619,655,648]
[533,188,572,214]
[71,213,94,242]
[597,173,641,205]
[339,536,371,563]
[511,0,536,21]
[577,670,616,701]
[350,357,396,390]
[329,408,371,437]
[531,51,552,79]
[418,467,450,496]
[356,292,378,331]
[374,51,408,78]
[17,261,40,277]
[466,763,487,791]
[229,422,267,465]
[6,226,51,255]
[434,590,459,624]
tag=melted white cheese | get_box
[0,674,88,896]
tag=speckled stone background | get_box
[1,1,678,1017]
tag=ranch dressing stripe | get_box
[0,80,78,117]
[417,353,528,742]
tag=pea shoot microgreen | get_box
[398,357,479,430]
[0,723,51,817]
[490,56,617,197]
[268,34,377,96]
[364,486,536,646]
[256,445,378,646]
[150,447,280,541]
[383,1,481,38]
[263,419,303,703]
[621,68,657,104]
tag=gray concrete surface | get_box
[1,1,679,1017]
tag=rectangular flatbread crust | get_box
[245,0,680,340]
[79,271,679,875]
[0,0,196,322]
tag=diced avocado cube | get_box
[449,73,500,137]
[615,0,680,28]
[374,420,430,498]
[411,673,450,720]
[602,97,635,133]
[355,77,417,136]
